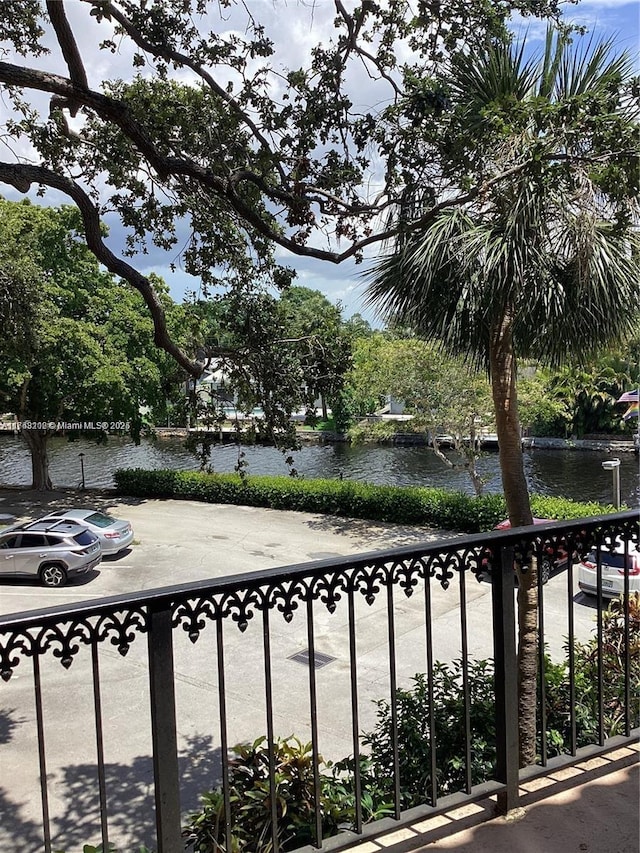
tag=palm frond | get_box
[555,32,634,99]
[365,26,639,372]
[539,27,566,100]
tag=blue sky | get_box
[558,0,638,50]
[2,0,638,323]
[138,0,640,323]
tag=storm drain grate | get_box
[288,649,336,669]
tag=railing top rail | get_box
[0,509,637,630]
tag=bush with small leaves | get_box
[114,468,611,534]
[543,592,640,753]
[361,659,497,809]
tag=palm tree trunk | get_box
[514,562,538,767]
[489,309,532,527]
[489,308,537,767]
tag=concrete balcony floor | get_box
[348,745,639,853]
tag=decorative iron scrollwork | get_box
[0,631,32,681]
[1,513,637,677]
[95,609,147,656]
[0,608,148,680]
[174,597,222,643]
[395,557,422,598]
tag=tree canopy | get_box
[183,285,353,466]
[0,0,574,375]
[346,333,494,493]
[0,198,184,488]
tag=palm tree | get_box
[365,29,640,765]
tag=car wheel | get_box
[540,557,552,585]
[40,563,68,588]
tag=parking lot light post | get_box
[601,458,621,509]
[79,452,85,490]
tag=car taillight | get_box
[104,532,121,539]
[618,557,640,576]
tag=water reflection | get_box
[0,434,638,508]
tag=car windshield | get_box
[73,531,96,546]
[85,512,116,528]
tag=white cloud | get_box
[2,0,636,325]
[571,0,638,8]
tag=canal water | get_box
[0,434,638,508]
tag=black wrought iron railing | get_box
[0,510,638,853]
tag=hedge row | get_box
[113,468,613,533]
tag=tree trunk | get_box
[468,466,484,497]
[467,424,484,496]
[21,428,53,491]
[489,310,532,528]
[489,308,537,767]
[515,562,538,767]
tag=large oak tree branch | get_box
[334,0,402,96]
[0,161,205,378]
[86,0,287,183]
[46,1,88,91]
[0,61,382,260]
[2,61,619,268]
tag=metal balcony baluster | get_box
[386,575,401,819]
[90,641,109,849]
[33,652,52,853]
[347,586,363,834]
[215,617,233,853]
[424,566,438,808]
[458,564,472,795]
[491,543,519,814]
[537,543,548,767]
[147,601,182,852]
[305,595,323,848]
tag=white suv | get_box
[0,520,102,587]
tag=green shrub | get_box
[521,397,571,437]
[182,736,357,853]
[184,597,638,851]
[347,419,427,444]
[114,468,612,534]
[529,494,616,518]
[361,660,497,809]
[315,417,338,432]
[361,595,639,815]
[543,592,640,750]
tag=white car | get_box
[577,540,640,598]
[40,509,134,556]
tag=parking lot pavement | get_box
[0,486,597,666]
[0,486,608,852]
[0,486,460,616]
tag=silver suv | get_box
[0,520,102,587]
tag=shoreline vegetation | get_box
[0,417,637,454]
[112,468,616,534]
[180,427,639,453]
